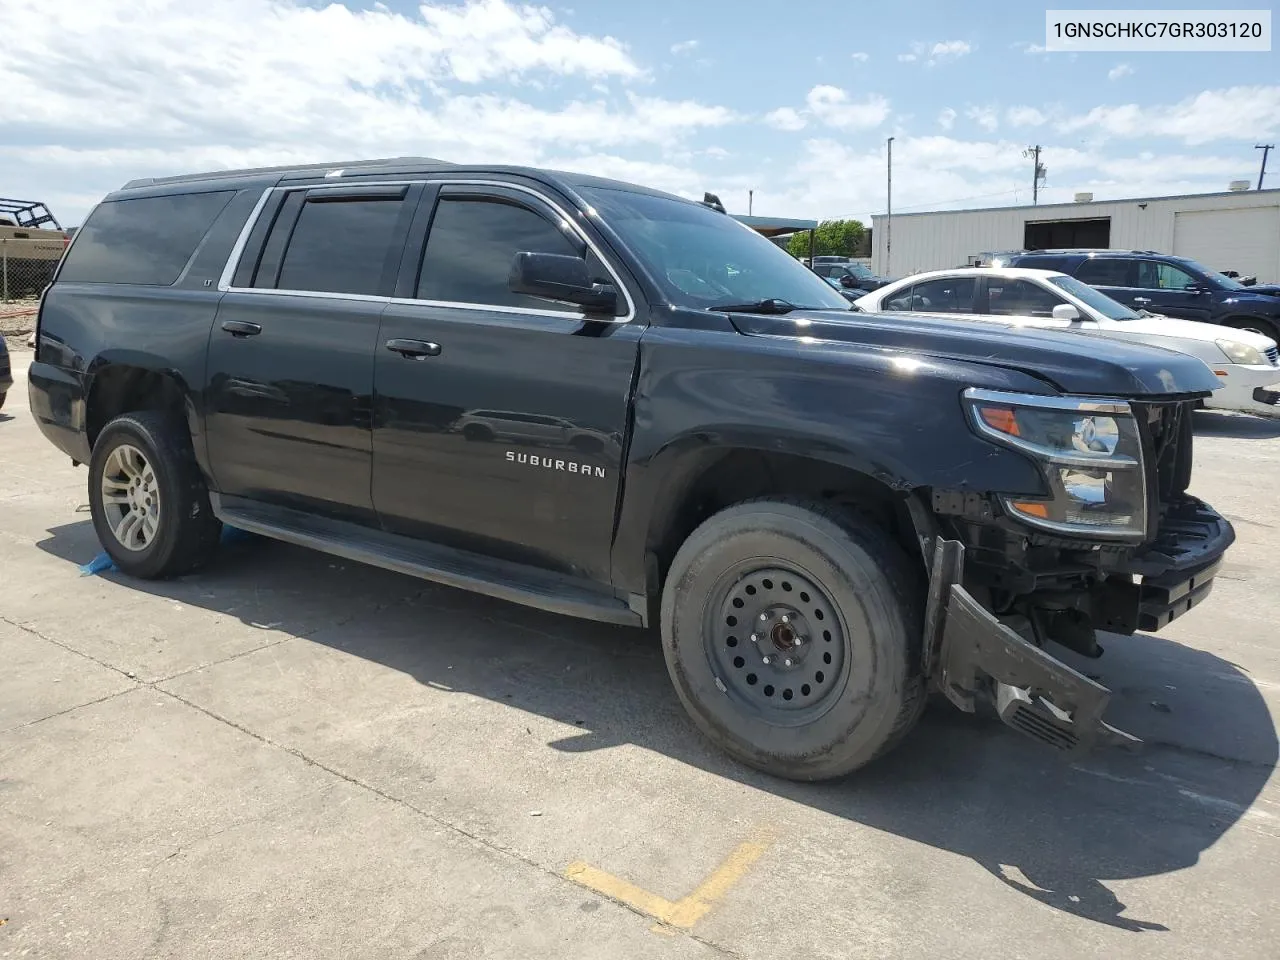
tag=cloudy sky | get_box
[2,0,1279,227]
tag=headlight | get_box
[1216,340,1266,366]
[963,388,1147,540]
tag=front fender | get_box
[609,329,1055,593]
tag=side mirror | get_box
[1051,303,1081,321]
[509,252,618,314]
[839,275,857,288]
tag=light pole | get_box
[1258,144,1274,190]
[886,136,894,277]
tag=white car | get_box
[855,267,1280,419]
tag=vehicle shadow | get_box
[35,522,1279,934]
[1193,409,1280,439]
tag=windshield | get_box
[579,186,851,311]
[1177,257,1247,290]
[844,263,874,279]
[1046,275,1141,320]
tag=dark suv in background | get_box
[811,259,891,292]
[1001,249,1280,341]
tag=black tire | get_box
[88,411,222,579]
[0,390,7,411]
[660,497,925,781]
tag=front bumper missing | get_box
[923,538,1140,756]
[938,583,1140,755]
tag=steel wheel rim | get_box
[704,560,850,727]
[100,443,161,552]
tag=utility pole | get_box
[1024,145,1045,205]
[1257,144,1275,190]
[748,189,754,215]
[886,136,894,276]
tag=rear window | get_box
[58,191,234,285]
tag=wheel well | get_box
[1221,316,1279,340]
[647,449,926,591]
[86,365,187,449]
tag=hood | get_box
[1112,314,1276,349]
[730,308,1222,398]
[1222,287,1280,310]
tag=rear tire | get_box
[660,497,925,781]
[88,411,222,579]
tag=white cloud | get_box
[1014,41,1049,54]
[899,40,971,66]
[1006,106,1046,127]
[928,40,972,64]
[1108,63,1136,81]
[0,0,753,222]
[765,107,808,131]
[1059,85,1280,145]
[850,51,870,62]
[805,86,891,130]
[670,39,699,55]
[966,104,1000,131]
[938,107,957,130]
[765,86,890,134]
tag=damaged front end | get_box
[923,392,1236,755]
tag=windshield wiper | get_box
[709,298,799,314]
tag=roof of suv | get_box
[114,155,697,206]
[1013,249,1191,261]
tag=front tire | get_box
[88,411,222,579]
[660,498,925,781]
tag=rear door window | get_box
[273,195,408,296]
[1075,257,1133,286]
[57,191,235,285]
[883,277,976,313]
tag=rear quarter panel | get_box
[30,186,265,471]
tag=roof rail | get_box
[121,156,452,190]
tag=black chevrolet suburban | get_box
[29,157,1234,781]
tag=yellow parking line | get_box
[565,827,775,932]
[563,861,679,921]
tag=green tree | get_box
[787,218,867,258]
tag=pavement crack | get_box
[6,684,140,733]
[2,613,135,679]
[151,684,746,957]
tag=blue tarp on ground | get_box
[79,525,257,576]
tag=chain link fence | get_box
[1,236,61,303]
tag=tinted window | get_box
[417,197,583,311]
[58,191,234,285]
[275,197,405,295]
[986,279,1066,317]
[881,277,975,313]
[1137,260,1197,290]
[1074,257,1132,286]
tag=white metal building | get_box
[870,187,1280,283]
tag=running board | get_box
[210,494,644,628]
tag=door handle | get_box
[221,320,262,337]
[1132,297,1151,305]
[386,338,441,359]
